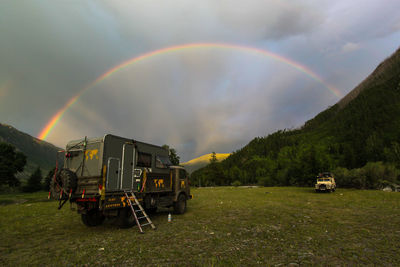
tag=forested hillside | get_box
[0,123,60,178]
[191,47,400,188]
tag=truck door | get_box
[172,169,178,192]
[107,158,120,191]
[121,143,134,189]
[178,169,188,191]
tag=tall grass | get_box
[1,187,399,266]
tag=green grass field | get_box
[1,187,400,266]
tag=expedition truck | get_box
[315,172,336,193]
[50,134,192,228]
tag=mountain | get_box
[0,123,61,178]
[181,153,230,173]
[191,46,400,188]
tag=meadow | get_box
[1,187,400,266]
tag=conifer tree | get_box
[0,142,26,187]
[24,167,43,192]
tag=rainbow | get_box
[38,43,341,140]
[0,80,12,98]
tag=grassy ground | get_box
[1,187,400,266]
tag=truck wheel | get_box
[116,208,136,228]
[81,210,105,227]
[173,194,186,214]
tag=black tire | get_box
[81,210,105,227]
[173,194,187,214]
[116,208,136,228]
[50,169,77,200]
[319,185,326,192]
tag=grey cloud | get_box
[341,42,360,53]
[0,0,399,161]
[0,0,129,134]
[215,0,324,40]
[100,0,324,44]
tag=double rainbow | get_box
[38,43,340,140]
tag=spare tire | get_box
[50,169,78,200]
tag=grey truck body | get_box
[61,134,190,217]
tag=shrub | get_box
[333,167,350,187]
[23,167,43,192]
[363,162,386,189]
[231,180,242,187]
[257,176,274,187]
[334,162,400,189]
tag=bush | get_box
[257,176,274,187]
[23,167,43,192]
[0,142,26,187]
[349,168,366,189]
[382,163,400,183]
[334,162,400,189]
[333,167,350,187]
[43,168,56,191]
[231,180,242,187]
[363,162,386,189]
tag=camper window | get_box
[137,152,152,167]
[156,155,171,169]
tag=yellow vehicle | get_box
[315,172,336,193]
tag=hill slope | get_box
[181,153,230,173]
[192,46,400,187]
[0,123,61,178]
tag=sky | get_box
[0,0,399,161]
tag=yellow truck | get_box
[315,172,336,193]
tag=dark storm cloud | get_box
[1,0,399,161]
[0,0,130,132]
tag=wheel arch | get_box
[174,191,187,202]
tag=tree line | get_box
[0,142,55,192]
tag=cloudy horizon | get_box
[1,0,399,161]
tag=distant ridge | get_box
[338,47,400,109]
[182,153,230,173]
[0,123,61,178]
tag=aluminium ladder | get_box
[124,190,156,233]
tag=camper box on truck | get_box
[50,134,191,228]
